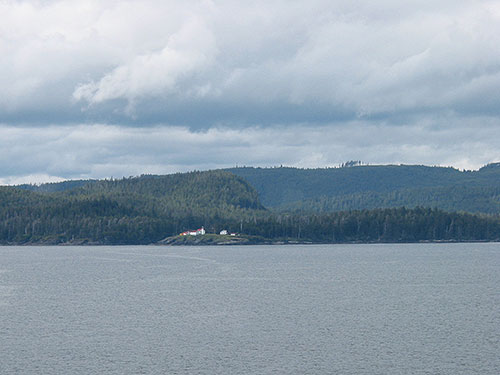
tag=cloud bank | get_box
[1,0,499,181]
[1,119,499,185]
[1,0,500,125]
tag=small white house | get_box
[220,230,228,235]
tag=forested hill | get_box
[228,163,500,213]
[0,171,265,244]
[17,163,500,214]
[2,168,500,244]
[68,171,264,211]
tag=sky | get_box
[1,0,500,184]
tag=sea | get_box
[0,243,498,374]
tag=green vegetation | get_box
[17,179,92,193]
[238,207,500,243]
[281,185,500,214]
[2,165,500,245]
[228,163,500,213]
[0,171,265,245]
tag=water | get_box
[0,243,498,374]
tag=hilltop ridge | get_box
[227,163,500,213]
[13,163,500,214]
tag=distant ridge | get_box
[17,179,93,192]
[11,162,500,214]
[227,163,500,214]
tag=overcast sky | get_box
[1,0,500,184]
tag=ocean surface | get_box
[0,243,498,374]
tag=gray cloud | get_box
[1,0,500,126]
[1,1,500,182]
[1,118,499,184]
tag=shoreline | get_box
[1,237,497,246]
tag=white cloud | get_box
[0,0,499,123]
[73,15,217,106]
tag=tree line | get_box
[1,170,499,244]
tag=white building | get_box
[180,227,205,236]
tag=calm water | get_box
[0,243,498,374]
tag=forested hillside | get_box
[18,163,500,214]
[282,185,500,214]
[0,171,265,244]
[2,166,500,245]
[228,163,500,213]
